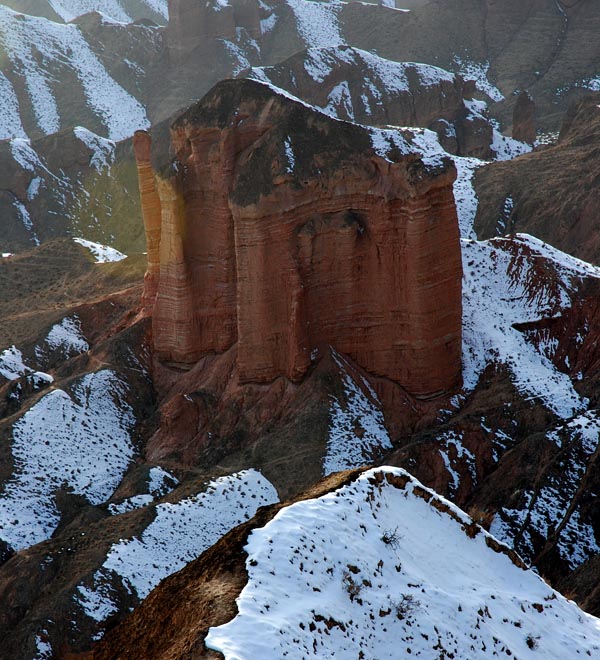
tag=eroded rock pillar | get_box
[133,130,162,312]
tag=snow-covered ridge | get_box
[295,45,454,89]
[207,467,600,659]
[17,0,169,24]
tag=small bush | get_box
[381,527,402,550]
[392,593,420,620]
[342,570,363,602]
[526,634,539,650]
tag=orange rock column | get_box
[152,175,196,363]
[133,130,162,312]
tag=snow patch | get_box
[74,127,115,172]
[44,316,89,356]
[0,346,30,381]
[0,70,26,140]
[283,137,295,173]
[285,0,344,49]
[107,466,178,514]
[73,238,126,263]
[453,56,504,102]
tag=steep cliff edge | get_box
[135,78,463,398]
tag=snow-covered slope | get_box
[206,467,600,659]
[3,0,168,24]
[462,234,600,419]
[0,369,135,550]
[325,350,392,476]
[491,409,600,570]
[0,6,151,141]
[75,469,278,639]
[247,45,530,162]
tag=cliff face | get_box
[167,0,260,64]
[137,78,462,398]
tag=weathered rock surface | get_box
[134,130,163,310]
[474,94,600,262]
[138,78,463,398]
[512,90,536,144]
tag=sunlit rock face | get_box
[136,78,462,398]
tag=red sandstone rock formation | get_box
[136,78,462,398]
[133,130,162,311]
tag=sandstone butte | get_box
[133,78,463,399]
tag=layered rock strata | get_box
[133,130,163,310]
[136,78,462,398]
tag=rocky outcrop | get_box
[168,0,260,65]
[136,78,463,398]
[512,90,536,144]
[474,94,600,260]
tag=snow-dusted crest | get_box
[206,467,600,659]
